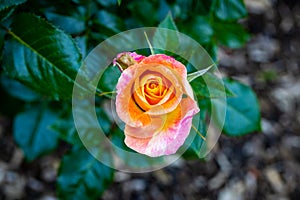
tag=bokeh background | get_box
[0,0,299,199]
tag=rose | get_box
[115,53,199,157]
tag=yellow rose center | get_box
[132,68,179,112]
[144,77,168,105]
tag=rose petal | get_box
[141,54,187,78]
[132,64,184,115]
[124,97,200,157]
[125,116,164,139]
[116,65,151,127]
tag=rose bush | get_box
[115,53,200,157]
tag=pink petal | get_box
[141,54,187,78]
[124,97,200,157]
[116,65,151,127]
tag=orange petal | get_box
[141,54,187,78]
[125,116,164,139]
[132,64,183,115]
[116,65,151,127]
[124,97,200,157]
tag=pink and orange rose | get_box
[115,53,199,157]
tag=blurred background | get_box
[0,0,299,199]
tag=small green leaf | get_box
[212,79,261,136]
[2,13,84,100]
[191,72,234,99]
[13,103,59,161]
[57,146,114,200]
[158,12,178,31]
[213,21,250,48]
[117,0,121,5]
[153,12,179,54]
[212,0,247,21]
[187,63,215,82]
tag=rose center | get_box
[143,77,168,105]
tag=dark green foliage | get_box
[2,13,83,100]
[212,0,247,21]
[13,103,59,161]
[57,146,114,200]
[212,79,261,136]
[190,72,235,99]
[0,0,260,199]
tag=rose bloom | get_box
[115,53,199,157]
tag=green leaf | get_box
[117,0,121,5]
[158,12,178,31]
[212,0,247,21]
[212,79,261,136]
[93,10,125,34]
[97,66,121,98]
[13,103,59,161]
[183,106,208,159]
[153,12,179,54]
[128,0,158,26]
[187,63,214,82]
[0,0,27,11]
[57,146,114,200]
[50,107,81,146]
[51,104,111,145]
[96,107,112,135]
[213,21,250,48]
[191,72,234,99]
[172,0,212,20]
[2,13,83,100]
[202,42,218,61]
[0,75,40,102]
[45,10,86,35]
[75,35,88,58]
[180,16,213,44]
